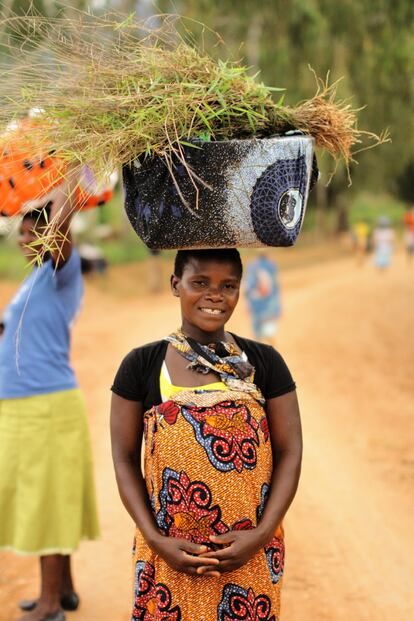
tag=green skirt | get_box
[0,389,100,555]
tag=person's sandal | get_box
[40,611,66,621]
[60,592,80,611]
[18,600,37,612]
[19,593,79,612]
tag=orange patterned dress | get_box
[132,381,284,621]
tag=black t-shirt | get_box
[111,334,296,411]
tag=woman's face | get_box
[18,218,39,262]
[171,258,241,335]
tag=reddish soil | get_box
[1,245,413,621]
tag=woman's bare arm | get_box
[110,393,219,575]
[110,394,160,545]
[256,390,303,543]
[48,167,81,266]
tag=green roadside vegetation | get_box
[0,243,26,279]
[348,193,406,229]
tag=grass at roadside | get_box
[0,243,27,280]
[349,193,406,228]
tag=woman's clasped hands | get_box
[153,528,264,578]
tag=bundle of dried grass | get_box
[271,73,389,182]
[0,9,387,190]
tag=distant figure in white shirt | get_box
[373,216,395,270]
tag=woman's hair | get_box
[174,248,243,279]
[22,201,52,229]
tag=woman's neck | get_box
[180,322,227,345]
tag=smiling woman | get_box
[171,249,242,346]
[110,248,302,621]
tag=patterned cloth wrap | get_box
[132,333,284,621]
[123,135,318,250]
[164,331,265,404]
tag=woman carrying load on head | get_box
[111,248,302,621]
[0,169,100,621]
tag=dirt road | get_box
[1,248,413,621]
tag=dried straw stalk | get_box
[0,9,388,190]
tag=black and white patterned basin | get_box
[123,135,316,249]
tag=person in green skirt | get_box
[0,169,100,621]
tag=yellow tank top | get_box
[160,361,226,402]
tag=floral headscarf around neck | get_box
[165,330,265,404]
